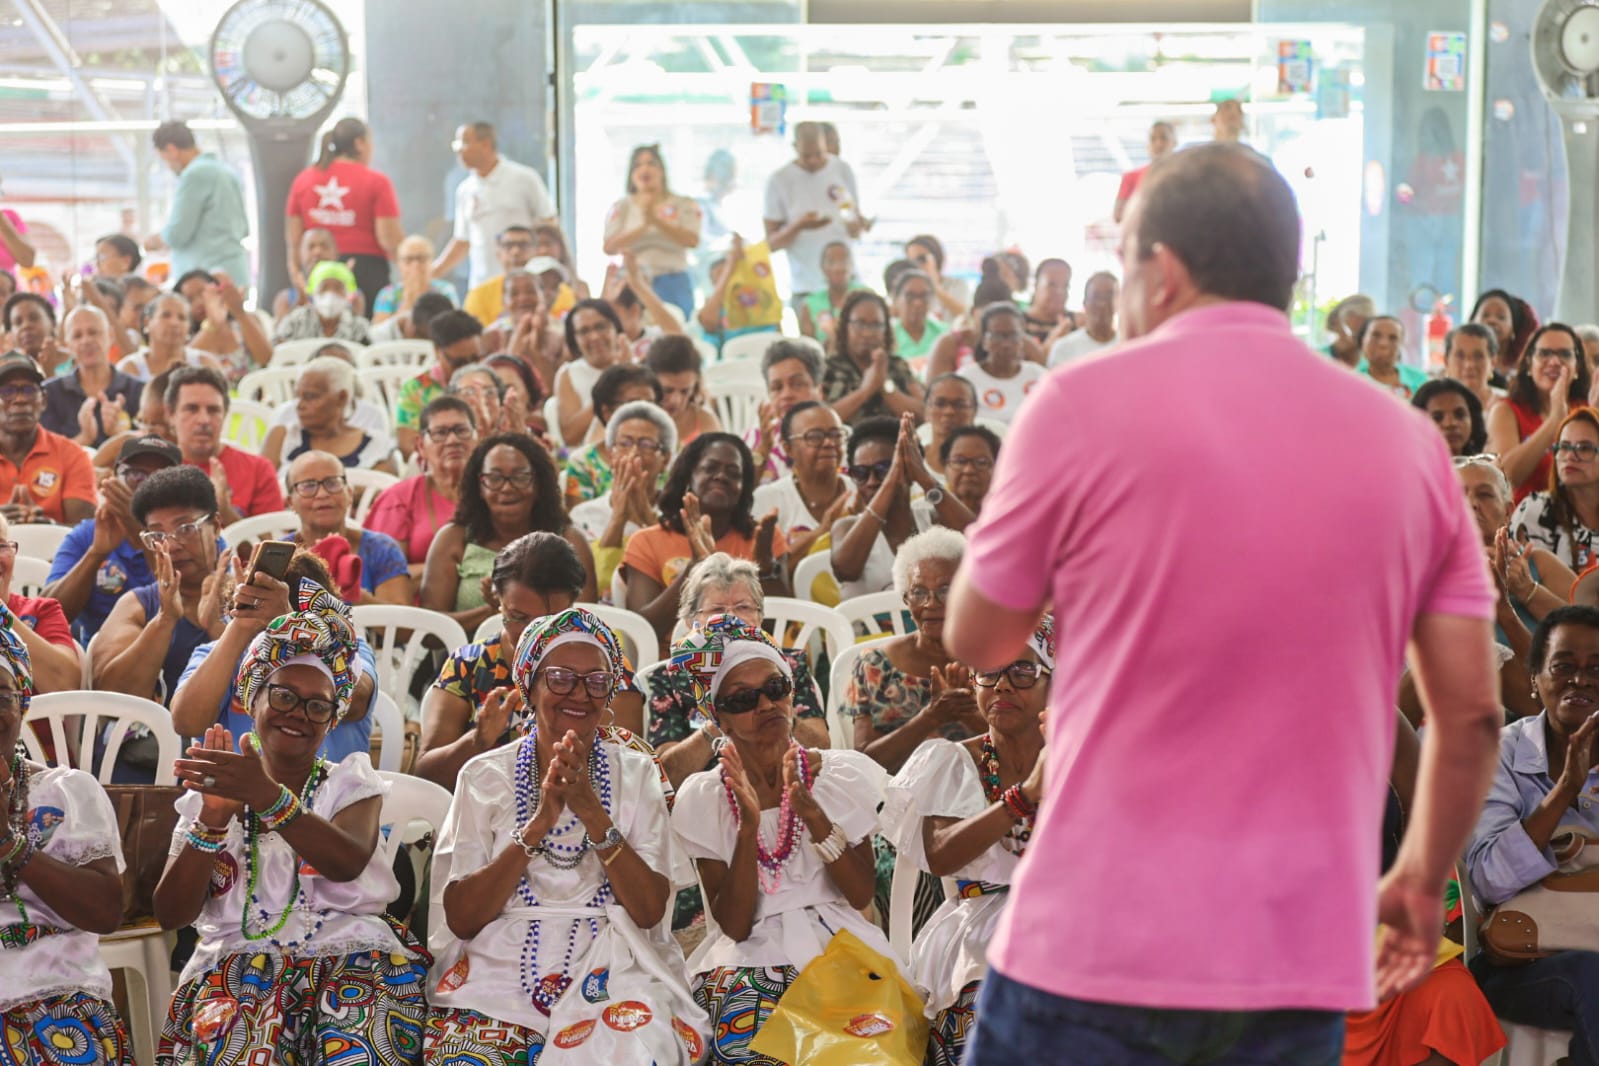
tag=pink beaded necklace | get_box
[721,745,814,894]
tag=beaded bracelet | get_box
[811,824,846,864]
[0,833,23,867]
[184,824,228,854]
[257,788,303,833]
[1000,784,1036,822]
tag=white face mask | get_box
[313,292,349,319]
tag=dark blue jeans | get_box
[1470,950,1599,1066]
[963,970,1345,1066]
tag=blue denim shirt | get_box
[1465,711,1599,905]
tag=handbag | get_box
[1480,830,1599,961]
[103,784,183,927]
[749,928,928,1066]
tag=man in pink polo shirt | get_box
[947,143,1503,1065]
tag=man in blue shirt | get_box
[145,121,250,286]
[44,433,180,642]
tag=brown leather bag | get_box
[104,784,183,928]
[1480,831,1599,962]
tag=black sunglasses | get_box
[716,673,792,716]
[847,460,893,485]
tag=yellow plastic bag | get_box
[723,240,783,332]
[749,929,928,1066]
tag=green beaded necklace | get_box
[240,756,328,943]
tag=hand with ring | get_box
[227,559,293,636]
[174,724,250,823]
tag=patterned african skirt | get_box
[422,1006,545,1065]
[156,945,430,1066]
[926,980,980,1066]
[689,965,798,1066]
[2,990,133,1066]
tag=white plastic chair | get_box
[220,510,301,552]
[346,468,400,524]
[237,366,301,406]
[8,522,69,559]
[23,692,179,1064]
[888,851,956,960]
[358,340,434,369]
[706,379,765,438]
[358,365,419,417]
[579,602,661,668]
[350,604,469,715]
[915,416,1009,447]
[367,690,406,773]
[836,589,917,640]
[224,399,274,452]
[1459,879,1569,1066]
[792,550,834,603]
[703,359,764,391]
[473,614,503,644]
[11,555,51,597]
[271,338,366,367]
[718,331,780,364]
[762,597,851,665]
[376,770,452,865]
[826,636,896,750]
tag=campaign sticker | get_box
[553,1019,596,1048]
[581,967,610,1003]
[602,1001,653,1032]
[845,1013,896,1038]
[672,1017,705,1058]
[435,955,470,993]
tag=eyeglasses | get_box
[1546,660,1599,683]
[847,460,893,485]
[538,667,616,699]
[1554,441,1599,461]
[905,585,950,607]
[264,682,336,724]
[480,471,534,491]
[574,322,616,338]
[929,398,975,412]
[613,436,666,455]
[694,460,742,481]
[452,384,498,400]
[424,424,474,442]
[973,661,1048,689]
[949,455,995,472]
[716,673,792,716]
[0,541,17,558]
[849,320,888,333]
[0,384,40,403]
[788,428,848,448]
[291,476,347,498]
[499,240,534,252]
[1534,347,1578,363]
[0,691,22,713]
[140,515,211,549]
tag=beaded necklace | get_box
[721,744,812,894]
[241,757,329,946]
[1,745,29,923]
[979,734,1032,856]
[512,728,614,1015]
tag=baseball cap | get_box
[0,350,43,385]
[116,434,182,467]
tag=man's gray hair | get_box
[1453,454,1512,506]
[761,338,824,385]
[1575,323,1599,344]
[678,551,763,627]
[606,400,677,456]
[448,362,503,397]
[62,303,110,333]
[892,527,966,598]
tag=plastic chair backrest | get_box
[23,691,181,786]
[346,468,400,525]
[350,604,469,713]
[718,331,778,364]
[11,555,50,597]
[358,340,434,369]
[706,379,764,437]
[357,365,419,417]
[376,769,451,864]
[473,614,503,644]
[9,522,70,560]
[225,399,274,452]
[219,511,301,554]
[703,359,763,391]
[826,636,897,751]
[271,338,366,367]
[577,602,661,669]
[837,590,917,641]
[237,367,299,406]
[367,690,406,773]
[792,550,833,603]
[762,597,851,665]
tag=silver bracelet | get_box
[517,820,540,859]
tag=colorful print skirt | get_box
[422,1006,545,1065]
[926,979,980,1066]
[157,946,429,1065]
[2,990,133,1065]
[689,965,798,1065]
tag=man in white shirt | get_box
[1048,271,1120,368]
[764,121,868,305]
[431,121,555,290]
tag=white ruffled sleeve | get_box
[168,787,206,858]
[879,740,986,871]
[37,768,126,872]
[315,752,388,816]
[670,768,735,865]
[811,749,889,846]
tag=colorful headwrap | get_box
[1028,614,1056,672]
[665,614,792,717]
[0,605,34,711]
[236,581,359,718]
[511,607,625,711]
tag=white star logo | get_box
[314,176,349,211]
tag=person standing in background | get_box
[764,121,868,310]
[602,144,702,319]
[144,121,250,288]
[948,143,1502,1065]
[285,116,403,313]
[431,121,555,292]
[1114,120,1176,223]
[1213,98,1246,143]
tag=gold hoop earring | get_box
[600,706,615,730]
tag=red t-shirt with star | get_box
[285,159,399,258]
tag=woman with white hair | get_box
[263,354,397,473]
[649,552,828,789]
[847,527,984,773]
[571,399,676,597]
[42,304,143,446]
[668,615,898,1066]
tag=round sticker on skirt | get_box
[603,1001,653,1032]
[435,955,470,994]
[553,1019,596,1049]
[672,1016,705,1058]
[846,1013,896,1038]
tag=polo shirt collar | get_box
[1508,711,1553,776]
[1148,300,1294,342]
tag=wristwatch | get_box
[591,826,624,853]
[924,485,945,506]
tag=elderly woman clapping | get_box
[263,354,397,472]
[153,585,429,1064]
[0,620,134,1064]
[424,608,703,1064]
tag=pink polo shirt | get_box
[964,301,1493,1012]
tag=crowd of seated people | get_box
[1,105,1595,1066]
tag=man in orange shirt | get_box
[0,350,95,525]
